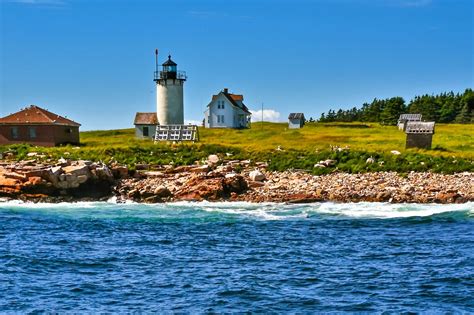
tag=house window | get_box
[143,126,149,137]
[65,128,72,134]
[220,115,225,123]
[217,100,225,109]
[221,101,225,109]
[11,127,18,139]
[28,127,36,139]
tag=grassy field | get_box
[1,122,473,174]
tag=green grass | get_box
[1,122,473,174]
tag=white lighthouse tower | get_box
[154,51,187,125]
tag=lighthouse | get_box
[154,50,187,125]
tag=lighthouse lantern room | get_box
[154,50,187,125]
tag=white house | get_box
[204,88,251,128]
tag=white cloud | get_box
[250,109,282,122]
[184,119,202,126]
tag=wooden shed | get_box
[0,105,80,147]
[288,113,305,129]
[405,121,435,149]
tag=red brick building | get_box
[0,105,81,147]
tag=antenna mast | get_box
[155,48,159,76]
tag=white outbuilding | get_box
[288,113,305,129]
[204,88,251,128]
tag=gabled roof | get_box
[0,105,81,126]
[134,112,158,125]
[288,113,305,120]
[208,90,251,114]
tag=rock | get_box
[111,166,129,179]
[27,152,38,157]
[77,175,89,184]
[249,170,265,182]
[63,165,90,177]
[154,186,172,198]
[391,150,401,155]
[207,154,220,165]
[190,165,209,173]
[314,164,326,168]
[57,158,70,166]
[248,180,265,188]
[135,164,150,170]
[224,175,248,193]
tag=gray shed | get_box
[134,112,158,139]
[288,113,305,129]
[405,121,435,149]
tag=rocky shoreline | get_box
[0,155,472,204]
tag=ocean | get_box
[1,201,473,312]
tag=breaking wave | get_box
[0,200,472,221]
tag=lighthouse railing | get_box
[154,69,187,81]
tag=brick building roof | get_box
[0,105,81,127]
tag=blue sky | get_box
[1,0,472,130]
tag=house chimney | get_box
[223,88,228,93]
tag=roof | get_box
[288,113,305,120]
[212,94,243,102]
[399,113,422,121]
[134,112,158,125]
[405,121,435,134]
[0,105,81,127]
[162,55,177,66]
[208,90,251,114]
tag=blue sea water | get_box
[0,201,473,313]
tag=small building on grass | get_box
[134,112,158,139]
[398,113,422,130]
[0,105,80,146]
[204,88,251,128]
[288,113,305,129]
[405,121,435,149]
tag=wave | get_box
[0,199,472,221]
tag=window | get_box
[217,115,225,124]
[28,127,36,139]
[221,115,224,123]
[217,100,225,109]
[65,128,72,134]
[10,127,18,139]
[143,126,149,137]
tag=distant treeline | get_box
[316,89,474,125]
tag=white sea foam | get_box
[0,199,472,220]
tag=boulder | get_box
[249,170,265,182]
[207,154,220,165]
[154,186,172,198]
[111,166,129,179]
[63,165,90,177]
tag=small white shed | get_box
[288,113,305,129]
[134,112,158,139]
